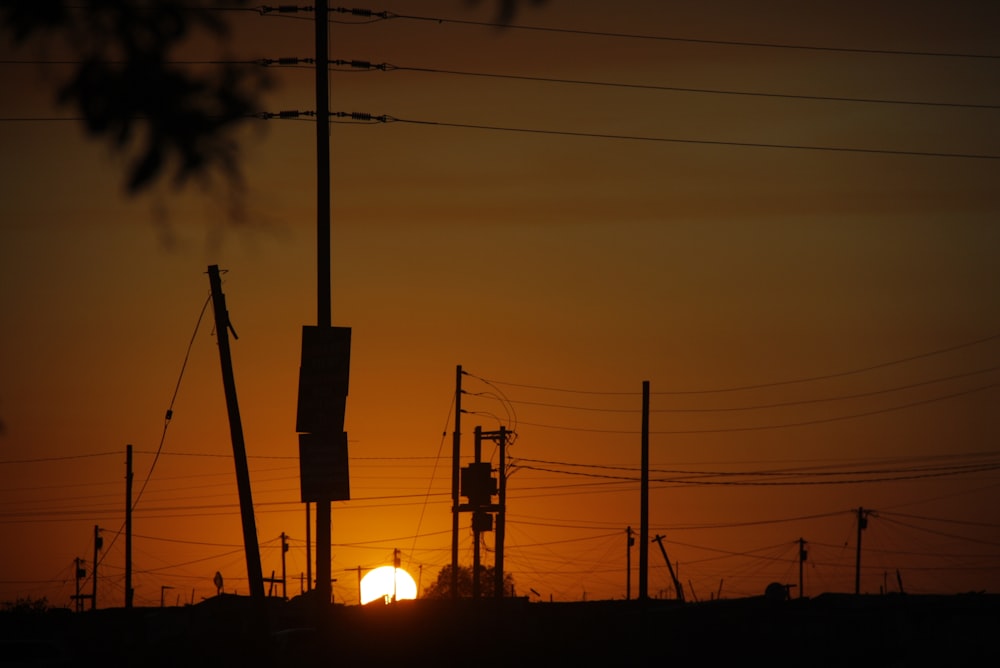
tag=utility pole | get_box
[73,558,85,612]
[393,548,401,602]
[281,532,289,600]
[451,365,463,599]
[91,525,102,610]
[798,537,808,599]
[639,381,650,601]
[652,534,685,603]
[472,427,482,600]
[312,0,334,613]
[125,444,133,609]
[207,265,265,601]
[305,503,311,592]
[855,506,869,595]
[494,426,507,600]
[626,526,635,600]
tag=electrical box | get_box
[461,462,497,507]
[472,510,494,533]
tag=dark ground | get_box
[2,592,997,667]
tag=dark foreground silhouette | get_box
[2,592,997,667]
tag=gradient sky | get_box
[2,0,1000,607]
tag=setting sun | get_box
[359,566,418,605]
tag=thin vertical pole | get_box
[451,365,462,599]
[305,503,312,591]
[472,426,482,600]
[855,507,867,595]
[626,526,634,601]
[74,558,82,613]
[639,380,650,601]
[91,524,100,610]
[494,426,506,599]
[798,537,807,599]
[125,445,133,609]
[281,532,288,600]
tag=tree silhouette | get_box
[422,564,516,599]
[2,1,548,197]
[1,0,268,195]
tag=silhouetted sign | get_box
[299,431,351,502]
[296,325,351,434]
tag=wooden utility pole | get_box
[451,365,463,599]
[639,381,650,600]
[855,506,869,595]
[91,524,101,610]
[125,445,133,609]
[652,534,685,603]
[472,426,482,600]
[626,526,635,600]
[798,537,807,599]
[281,532,289,599]
[494,426,507,600]
[305,503,311,592]
[207,264,265,601]
[73,558,84,612]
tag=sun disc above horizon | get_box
[359,566,418,605]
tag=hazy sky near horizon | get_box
[2,0,1000,606]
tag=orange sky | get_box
[2,1,1000,608]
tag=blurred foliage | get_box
[0,1,269,195]
[0,1,547,196]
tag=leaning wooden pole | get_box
[207,264,265,601]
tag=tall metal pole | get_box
[451,365,462,598]
[638,380,650,600]
[314,0,333,609]
[125,445,133,609]
[207,264,265,601]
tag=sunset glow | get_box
[360,566,418,605]
[1,0,999,612]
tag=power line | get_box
[347,62,1000,111]
[387,115,1000,161]
[378,10,1000,61]
[516,455,1000,480]
[5,111,998,160]
[517,381,999,435]
[488,365,1000,415]
[517,461,1000,486]
[0,451,119,465]
[469,332,1000,396]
